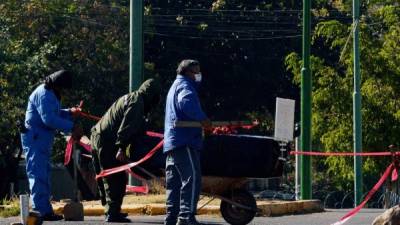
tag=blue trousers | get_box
[165,146,202,224]
[21,130,54,216]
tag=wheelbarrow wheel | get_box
[220,189,257,225]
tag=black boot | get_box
[41,212,64,221]
[105,213,131,223]
[118,212,128,218]
[176,218,203,225]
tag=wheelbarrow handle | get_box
[174,121,254,128]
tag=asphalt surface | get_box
[1,208,384,225]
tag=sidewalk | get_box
[52,195,323,217]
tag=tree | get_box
[285,2,400,190]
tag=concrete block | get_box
[257,204,272,216]
[269,202,289,216]
[301,200,323,212]
[63,201,84,221]
[287,201,304,214]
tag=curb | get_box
[53,200,322,217]
[257,200,323,216]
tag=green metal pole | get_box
[353,0,362,206]
[129,0,143,186]
[130,0,143,92]
[301,0,312,200]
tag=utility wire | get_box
[144,32,302,41]
[339,20,358,62]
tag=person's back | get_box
[90,78,161,223]
[93,92,145,146]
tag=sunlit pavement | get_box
[1,209,385,225]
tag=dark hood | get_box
[44,70,73,90]
[137,78,161,113]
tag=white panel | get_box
[274,97,295,141]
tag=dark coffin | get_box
[129,134,285,178]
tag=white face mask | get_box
[194,73,202,82]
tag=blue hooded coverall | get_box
[21,84,73,216]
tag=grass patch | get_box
[0,198,20,218]
[122,194,221,206]
[123,194,166,204]
[148,179,166,195]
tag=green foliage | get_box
[6,0,394,194]
[0,198,20,218]
[285,2,400,190]
[245,110,274,136]
[1,0,307,165]
[0,0,132,163]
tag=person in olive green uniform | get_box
[91,79,161,223]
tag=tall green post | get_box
[129,0,143,186]
[301,0,312,199]
[130,0,143,92]
[353,0,362,206]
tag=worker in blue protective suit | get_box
[164,59,212,225]
[20,70,83,221]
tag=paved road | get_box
[1,209,384,225]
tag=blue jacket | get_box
[21,84,73,215]
[163,75,207,153]
[24,84,73,143]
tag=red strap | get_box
[76,111,102,121]
[212,121,259,135]
[126,185,149,194]
[64,131,162,166]
[330,163,394,225]
[392,169,398,182]
[79,141,92,152]
[64,137,93,165]
[64,138,73,165]
[73,101,102,121]
[96,140,164,179]
[67,102,159,194]
[146,131,164,138]
[125,170,149,194]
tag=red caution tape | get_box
[75,111,102,121]
[212,121,259,135]
[392,168,398,182]
[72,101,102,121]
[146,131,164,138]
[67,102,160,194]
[64,137,93,165]
[330,163,394,225]
[68,103,259,195]
[64,138,73,165]
[125,170,149,194]
[96,140,164,179]
[125,184,149,194]
[292,150,400,224]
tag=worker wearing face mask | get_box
[163,59,212,225]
